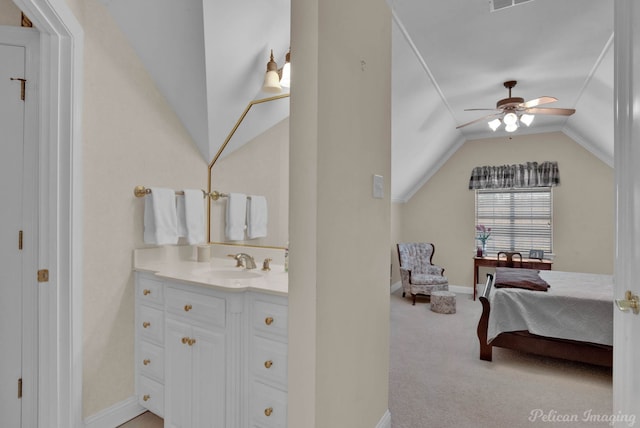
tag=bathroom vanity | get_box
[133,246,288,427]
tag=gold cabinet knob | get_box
[182,337,196,346]
[184,304,193,312]
[264,360,273,369]
[265,317,274,326]
[142,321,150,328]
[143,359,151,366]
[143,394,150,402]
[143,289,151,296]
[264,407,273,417]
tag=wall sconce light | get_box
[263,50,282,93]
[280,48,291,88]
[262,48,291,93]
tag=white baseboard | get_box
[391,282,473,296]
[84,396,146,428]
[448,284,473,295]
[376,409,391,428]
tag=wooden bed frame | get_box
[477,273,613,367]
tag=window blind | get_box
[475,187,552,256]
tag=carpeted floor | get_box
[389,289,613,428]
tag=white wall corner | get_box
[83,396,146,428]
[390,281,402,294]
[376,409,392,428]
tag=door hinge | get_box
[10,77,26,101]
[37,269,49,283]
[18,378,22,398]
[19,230,23,250]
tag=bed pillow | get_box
[494,267,550,292]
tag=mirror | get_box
[208,94,290,248]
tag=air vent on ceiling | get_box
[490,0,533,12]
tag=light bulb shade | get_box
[488,118,501,131]
[263,70,281,92]
[262,50,281,93]
[505,122,518,133]
[280,62,291,88]
[503,112,518,125]
[280,49,291,88]
[520,113,534,126]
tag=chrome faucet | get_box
[229,253,257,269]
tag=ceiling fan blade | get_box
[521,96,557,109]
[464,108,500,112]
[456,113,501,129]
[526,107,576,116]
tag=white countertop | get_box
[133,246,288,296]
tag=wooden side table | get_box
[473,256,553,300]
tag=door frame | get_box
[10,0,84,427]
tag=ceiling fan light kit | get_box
[457,80,575,133]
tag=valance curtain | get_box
[468,161,560,190]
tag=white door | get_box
[0,42,26,428]
[613,1,640,424]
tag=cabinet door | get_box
[165,319,193,428]
[191,325,226,428]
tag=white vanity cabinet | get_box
[135,273,166,417]
[134,270,288,428]
[164,283,228,428]
[247,292,288,428]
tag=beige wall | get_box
[0,0,21,26]
[65,0,208,417]
[210,118,289,247]
[395,131,614,290]
[289,0,391,427]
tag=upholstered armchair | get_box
[397,242,449,305]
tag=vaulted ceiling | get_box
[99,0,614,202]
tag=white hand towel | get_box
[247,195,268,239]
[225,193,247,241]
[143,187,179,245]
[177,189,206,244]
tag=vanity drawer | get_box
[138,340,164,382]
[138,375,164,418]
[165,286,226,328]
[252,300,288,339]
[249,381,287,428]
[138,305,164,345]
[250,336,288,389]
[136,276,164,307]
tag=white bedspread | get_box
[487,270,614,346]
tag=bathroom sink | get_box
[212,269,262,279]
[196,267,263,280]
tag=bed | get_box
[477,268,613,367]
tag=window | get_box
[475,187,552,256]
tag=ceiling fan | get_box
[456,80,576,132]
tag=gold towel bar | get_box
[209,191,252,201]
[133,185,208,199]
[133,185,242,201]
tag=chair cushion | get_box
[411,273,449,285]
